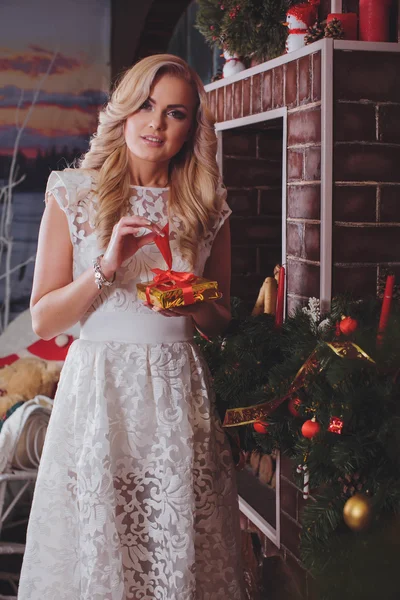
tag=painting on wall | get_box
[0,0,110,190]
[0,0,111,327]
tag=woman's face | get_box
[124,74,197,166]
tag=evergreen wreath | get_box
[195,0,306,62]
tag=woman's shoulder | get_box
[45,168,98,209]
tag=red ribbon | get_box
[146,268,196,305]
[154,224,173,270]
[145,223,196,306]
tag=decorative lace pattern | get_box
[42,169,231,315]
[18,169,244,600]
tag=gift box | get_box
[137,275,220,309]
[136,224,221,308]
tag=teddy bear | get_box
[0,357,62,419]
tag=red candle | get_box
[327,13,358,40]
[377,274,395,346]
[359,0,392,43]
[275,265,285,328]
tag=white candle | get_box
[331,0,342,13]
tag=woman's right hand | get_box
[100,215,165,278]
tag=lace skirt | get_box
[18,314,245,600]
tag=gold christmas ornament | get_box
[343,493,372,531]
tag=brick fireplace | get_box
[207,38,400,316]
[206,38,400,598]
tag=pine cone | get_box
[305,20,324,45]
[325,18,345,40]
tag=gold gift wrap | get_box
[137,276,221,309]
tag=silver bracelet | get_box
[93,254,116,290]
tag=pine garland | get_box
[195,294,400,597]
[195,0,227,47]
[195,0,304,62]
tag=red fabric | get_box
[224,56,243,64]
[27,337,74,361]
[0,335,75,368]
[0,354,20,368]
[287,2,318,28]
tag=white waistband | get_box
[79,311,194,344]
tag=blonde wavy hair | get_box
[79,54,224,267]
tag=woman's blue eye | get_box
[140,100,151,110]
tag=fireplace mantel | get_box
[205,39,400,92]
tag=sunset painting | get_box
[0,0,110,190]
[0,0,111,324]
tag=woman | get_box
[18,54,245,600]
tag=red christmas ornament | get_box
[288,397,302,417]
[253,421,269,434]
[301,417,321,439]
[328,416,344,435]
[339,316,358,336]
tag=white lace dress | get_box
[18,169,245,600]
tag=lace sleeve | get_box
[44,169,94,245]
[44,171,75,213]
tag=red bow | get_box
[146,269,196,306]
[152,268,196,286]
[145,224,196,306]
